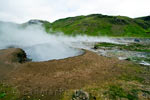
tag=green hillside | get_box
[46,14,150,37]
[2,14,149,37]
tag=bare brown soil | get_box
[0,48,149,100]
[0,48,121,90]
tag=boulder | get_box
[72,90,89,100]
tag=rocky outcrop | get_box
[0,48,27,80]
[0,48,27,63]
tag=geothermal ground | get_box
[0,39,150,100]
[0,24,150,100]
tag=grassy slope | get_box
[1,14,150,37]
[48,14,150,37]
[2,14,149,37]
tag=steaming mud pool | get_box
[24,43,84,61]
[1,31,150,66]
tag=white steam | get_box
[0,22,116,62]
[0,22,83,61]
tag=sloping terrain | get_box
[1,14,150,37]
[0,48,26,80]
[49,14,150,37]
[0,48,150,100]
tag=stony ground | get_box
[0,48,150,100]
[94,42,150,66]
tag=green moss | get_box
[119,74,144,83]
[0,84,20,100]
[0,92,6,98]
[123,43,150,52]
[61,90,74,100]
[104,85,139,100]
[94,42,150,52]
[127,57,150,63]
[106,85,128,99]
[141,90,150,95]
[125,64,144,74]
[94,42,123,48]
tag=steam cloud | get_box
[0,22,116,62]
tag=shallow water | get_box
[72,38,150,66]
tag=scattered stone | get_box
[134,39,140,42]
[72,90,89,100]
[93,46,98,49]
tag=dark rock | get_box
[28,20,42,24]
[134,39,140,42]
[10,48,27,63]
[93,46,98,49]
[72,90,89,100]
[16,49,27,63]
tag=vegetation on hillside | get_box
[1,14,150,37]
[45,14,150,37]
